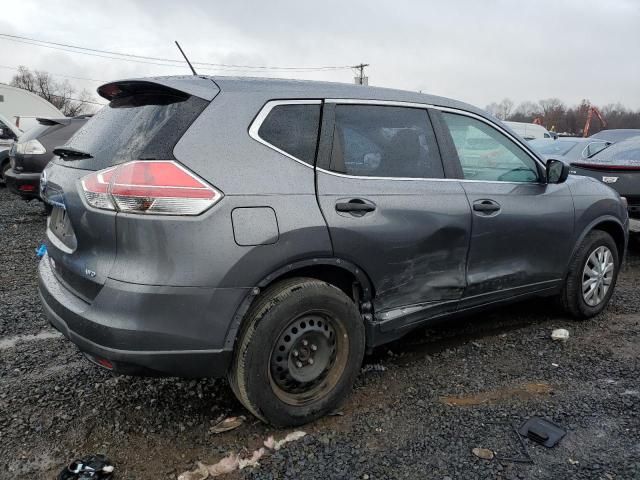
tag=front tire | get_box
[562,230,619,319]
[228,278,365,427]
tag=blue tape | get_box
[36,244,47,258]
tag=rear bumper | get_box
[5,168,40,199]
[38,254,248,377]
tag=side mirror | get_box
[546,159,569,184]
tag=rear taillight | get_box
[81,161,222,215]
[16,139,46,155]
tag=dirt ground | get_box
[1,186,639,480]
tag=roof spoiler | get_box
[36,117,71,126]
[97,77,219,102]
[98,81,191,101]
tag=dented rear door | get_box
[315,102,471,318]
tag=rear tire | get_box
[228,277,365,427]
[562,230,619,319]
[0,159,9,185]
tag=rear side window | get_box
[257,103,321,165]
[330,105,443,178]
[442,112,539,183]
[60,93,209,170]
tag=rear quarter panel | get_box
[110,89,332,288]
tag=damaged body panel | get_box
[37,76,628,425]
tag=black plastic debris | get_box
[57,454,114,480]
[518,417,566,448]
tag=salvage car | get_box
[38,77,628,426]
[570,135,640,233]
[590,129,640,143]
[5,115,90,201]
[0,113,21,183]
[530,137,611,163]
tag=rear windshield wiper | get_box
[587,143,612,158]
[53,146,93,160]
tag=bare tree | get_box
[10,66,97,116]
[485,98,514,120]
[497,98,514,120]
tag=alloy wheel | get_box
[582,245,615,307]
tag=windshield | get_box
[60,92,208,170]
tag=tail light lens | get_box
[16,139,46,155]
[81,161,222,215]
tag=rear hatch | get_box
[570,136,640,202]
[43,78,215,302]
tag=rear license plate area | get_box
[49,206,76,249]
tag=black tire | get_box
[562,230,619,319]
[0,159,9,185]
[228,277,365,427]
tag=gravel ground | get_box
[1,185,639,480]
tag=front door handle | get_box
[473,200,501,214]
[335,200,376,213]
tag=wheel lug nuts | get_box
[308,358,314,365]
[302,339,308,346]
[296,361,303,368]
[311,344,317,351]
[292,350,299,357]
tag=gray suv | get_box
[38,76,628,426]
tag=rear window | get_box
[59,93,208,170]
[18,123,52,142]
[330,105,443,178]
[589,136,640,164]
[257,103,321,165]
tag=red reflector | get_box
[19,184,37,192]
[97,358,113,369]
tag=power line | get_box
[0,65,107,106]
[0,33,354,72]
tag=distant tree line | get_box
[485,98,640,135]
[9,66,98,117]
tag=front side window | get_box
[330,105,444,178]
[258,103,320,165]
[442,113,539,183]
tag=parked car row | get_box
[5,115,90,201]
[35,76,630,427]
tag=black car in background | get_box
[590,129,640,143]
[530,137,611,164]
[570,135,640,233]
[5,115,90,200]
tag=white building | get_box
[0,83,64,132]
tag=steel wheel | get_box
[582,245,615,307]
[269,312,348,406]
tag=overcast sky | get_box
[1,0,639,109]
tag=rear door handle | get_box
[473,200,501,213]
[335,200,376,213]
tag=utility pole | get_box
[352,63,370,85]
